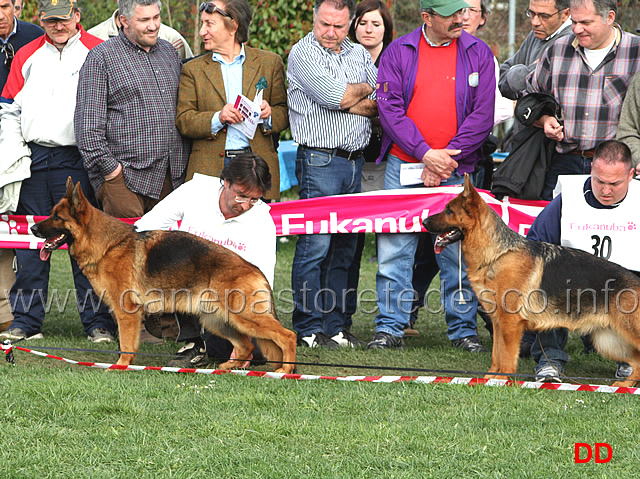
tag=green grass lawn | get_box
[2,237,639,478]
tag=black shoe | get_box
[451,335,487,353]
[367,332,405,350]
[167,342,209,368]
[297,332,339,350]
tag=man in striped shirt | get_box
[527,0,640,200]
[287,0,377,349]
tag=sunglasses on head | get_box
[199,2,233,19]
[1,42,14,70]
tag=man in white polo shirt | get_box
[135,153,276,367]
[526,139,637,382]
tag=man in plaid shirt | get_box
[75,0,190,219]
[525,0,640,382]
[527,0,640,201]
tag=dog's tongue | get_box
[39,246,51,262]
[433,235,447,254]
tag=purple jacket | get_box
[376,27,495,173]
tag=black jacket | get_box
[491,93,562,200]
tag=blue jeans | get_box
[541,151,592,200]
[291,146,363,337]
[375,154,478,338]
[531,328,569,373]
[9,162,116,336]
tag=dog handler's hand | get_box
[219,103,244,124]
[421,167,441,187]
[104,163,122,181]
[422,149,460,179]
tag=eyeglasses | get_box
[230,185,261,205]
[199,2,233,20]
[525,8,561,21]
[430,9,465,21]
[42,17,76,27]
[465,7,482,15]
[1,42,14,70]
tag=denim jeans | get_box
[531,328,569,373]
[541,151,592,200]
[291,146,363,337]
[374,154,478,338]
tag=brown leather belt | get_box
[575,148,596,158]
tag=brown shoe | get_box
[403,327,420,337]
[139,326,164,345]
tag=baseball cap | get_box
[39,0,77,21]
[420,0,471,17]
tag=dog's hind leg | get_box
[613,349,640,388]
[226,311,297,374]
[255,338,284,371]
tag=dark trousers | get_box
[9,166,115,336]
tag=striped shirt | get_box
[75,29,190,199]
[528,25,640,153]
[287,32,377,151]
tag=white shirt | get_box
[559,175,640,271]
[134,174,277,287]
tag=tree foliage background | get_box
[20,0,640,63]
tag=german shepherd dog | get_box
[31,178,297,373]
[424,175,640,387]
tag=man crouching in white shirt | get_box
[135,153,277,368]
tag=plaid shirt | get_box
[528,25,640,153]
[75,30,190,199]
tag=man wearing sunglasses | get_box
[499,0,571,101]
[0,0,117,344]
[135,153,277,368]
[176,0,288,202]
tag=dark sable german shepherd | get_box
[32,178,297,373]
[424,175,640,387]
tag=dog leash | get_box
[1,341,625,384]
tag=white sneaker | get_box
[615,362,633,380]
[0,328,44,341]
[331,330,366,348]
[535,365,562,383]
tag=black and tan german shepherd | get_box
[31,178,297,373]
[424,175,640,387]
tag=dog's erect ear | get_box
[71,181,87,213]
[65,177,74,199]
[462,173,476,198]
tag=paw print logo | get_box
[0,215,19,235]
[629,222,636,231]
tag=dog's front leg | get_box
[113,309,143,366]
[485,317,504,380]
[496,317,525,377]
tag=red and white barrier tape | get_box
[3,343,638,395]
